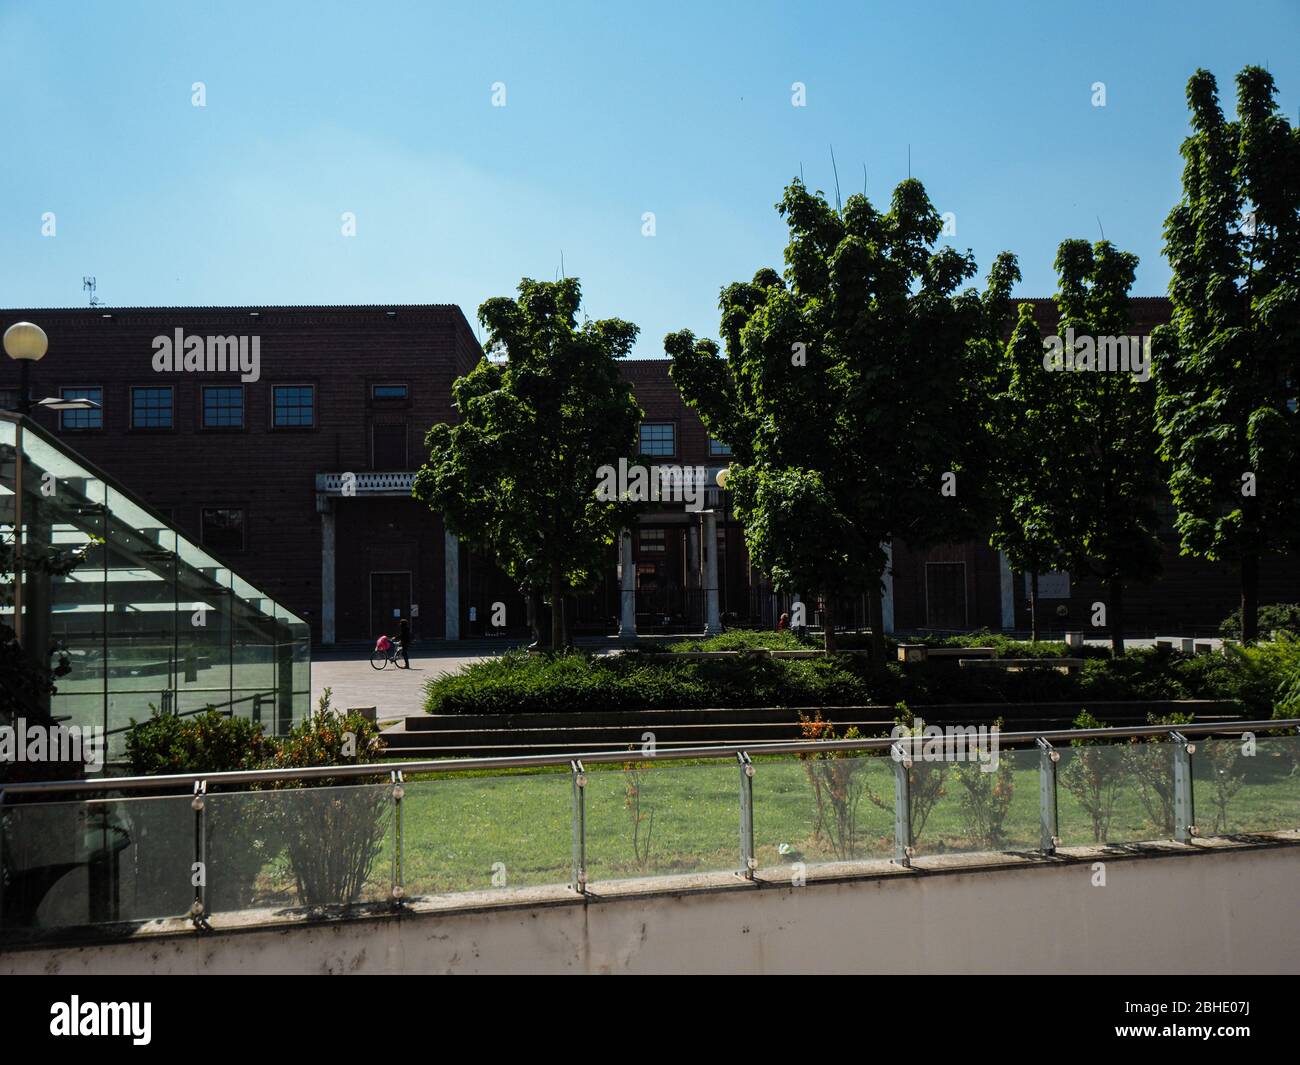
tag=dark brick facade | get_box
[4,298,1296,641]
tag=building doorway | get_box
[370,571,412,640]
[925,561,968,629]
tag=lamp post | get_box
[4,321,49,415]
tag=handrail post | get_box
[1171,731,1197,843]
[570,760,587,896]
[190,780,207,926]
[1036,738,1060,854]
[891,742,913,868]
[390,770,405,907]
[737,752,756,880]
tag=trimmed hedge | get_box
[424,639,1300,717]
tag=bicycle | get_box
[370,635,408,670]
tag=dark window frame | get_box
[638,422,676,458]
[271,383,316,429]
[200,506,247,554]
[130,385,175,431]
[201,385,246,430]
[59,386,105,431]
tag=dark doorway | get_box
[925,562,968,629]
[370,571,412,639]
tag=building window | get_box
[639,422,675,456]
[203,386,244,428]
[372,423,408,469]
[200,508,245,554]
[709,437,732,457]
[638,528,666,553]
[372,383,408,400]
[60,387,103,430]
[131,386,173,429]
[273,385,314,427]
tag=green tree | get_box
[1047,239,1164,655]
[989,304,1069,641]
[1152,66,1300,643]
[668,177,1017,652]
[413,278,641,650]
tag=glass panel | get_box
[584,760,738,882]
[753,753,895,870]
[1192,734,1300,836]
[400,770,572,896]
[174,536,232,715]
[909,744,1041,855]
[205,784,392,912]
[1057,740,1178,845]
[1,795,194,929]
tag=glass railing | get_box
[1,721,1296,937]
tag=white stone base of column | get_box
[618,529,637,640]
[998,550,1015,631]
[444,528,460,641]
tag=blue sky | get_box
[1,0,1296,357]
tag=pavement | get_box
[310,640,525,722]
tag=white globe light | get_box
[3,321,49,361]
[715,467,730,489]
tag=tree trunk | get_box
[866,582,886,661]
[1030,570,1040,643]
[1241,550,1259,644]
[549,569,563,652]
[823,595,837,653]
[1109,574,1125,657]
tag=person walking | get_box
[397,616,411,669]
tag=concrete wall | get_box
[5,839,1297,975]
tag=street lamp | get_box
[4,321,49,415]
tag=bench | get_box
[896,645,998,664]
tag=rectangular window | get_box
[639,422,675,456]
[60,387,103,430]
[709,437,732,457]
[638,528,666,553]
[372,383,408,400]
[372,423,408,468]
[200,507,245,554]
[131,386,174,429]
[203,386,244,428]
[273,385,315,427]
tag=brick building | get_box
[3,300,1296,644]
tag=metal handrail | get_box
[2,718,1296,799]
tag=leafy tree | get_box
[1152,66,1300,643]
[1042,240,1164,655]
[668,177,1017,652]
[413,278,641,650]
[989,304,1070,640]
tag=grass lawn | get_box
[223,735,1300,906]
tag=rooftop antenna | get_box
[1096,216,1106,242]
[862,163,868,197]
[82,276,100,307]
[560,250,566,279]
[829,144,842,211]
[799,162,805,184]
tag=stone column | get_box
[880,541,895,634]
[998,550,1015,631]
[444,528,460,641]
[618,529,637,640]
[318,495,336,645]
[703,510,722,635]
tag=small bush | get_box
[125,708,275,776]
[1220,602,1300,639]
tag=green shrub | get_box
[1220,603,1300,639]
[124,708,275,776]
[267,690,388,909]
